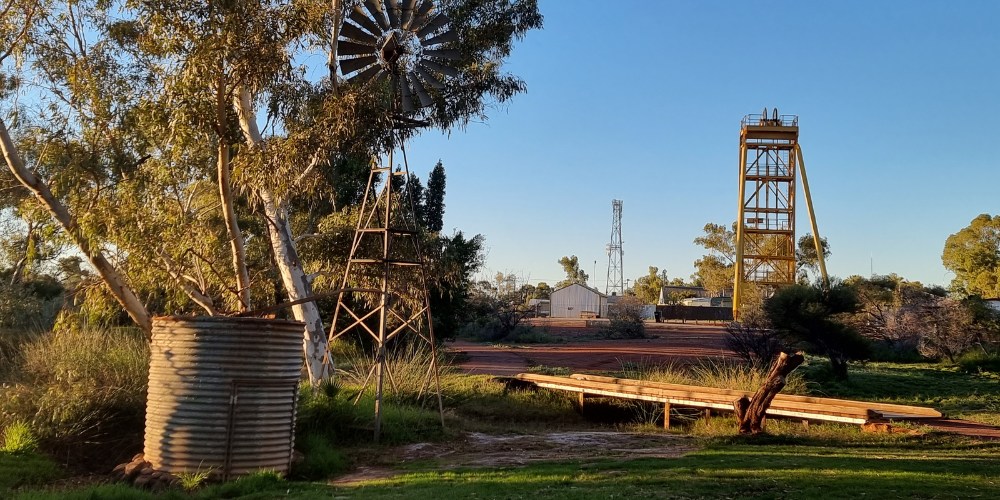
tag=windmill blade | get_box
[408,72,434,107]
[419,59,458,78]
[386,0,401,29]
[340,55,379,75]
[415,65,445,89]
[401,0,419,29]
[339,40,379,56]
[345,62,384,84]
[349,8,383,38]
[409,0,435,31]
[423,48,461,60]
[340,21,378,45]
[421,29,457,46]
[362,0,390,30]
[400,76,415,113]
[416,13,449,38]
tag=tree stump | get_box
[733,351,805,434]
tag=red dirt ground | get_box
[451,319,733,376]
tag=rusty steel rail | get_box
[513,373,941,428]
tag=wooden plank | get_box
[568,373,940,418]
[520,375,870,425]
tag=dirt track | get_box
[451,319,733,375]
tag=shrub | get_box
[291,434,351,480]
[955,350,1000,374]
[724,309,784,368]
[0,326,148,467]
[765,284,869,379]
[0,277,63,332]
[603,295,646,339]
[1,419,38,453]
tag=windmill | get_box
[337,0,459,112]
[328,0,459,441]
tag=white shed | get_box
[550,283,608,318]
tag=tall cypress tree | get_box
[425,161,446,233]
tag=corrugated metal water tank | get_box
[144,316,304,477]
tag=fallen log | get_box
[734,351,805,434]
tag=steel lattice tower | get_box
[328,150,443,442]
[606,199,624,296]
[733,108,828,319]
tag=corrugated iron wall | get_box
[145,316,304,477]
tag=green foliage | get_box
[618,359,808,395]
[296,380,362,446]
[765,283,869,379]
[0,326,148,464]
[292,433,351,480]
[196,470,288,499]
[426,232,486,339]
[1,420,38,453]
[0,450,62,492]
[942,213,1000,297]
[796,233,830,283]
[176,468,213,491]
[424,162,446,233]
[955,350,1000,374]
[0,276,64,331]
[555,255,588,288]
[632,266,668,304]
[438,374,584,431]
[461,273,531,341]
[602,295,646,339]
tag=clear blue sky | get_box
[401,0,1000,290]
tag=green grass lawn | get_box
[800,359,1000,425]
[14,436,998,499]
[331,440,1000,499]
[6,359,999,499]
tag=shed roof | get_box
[552,282,607,297]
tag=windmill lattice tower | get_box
[733,108,828,319]
[328,0,459,441]
[606,199,624,296]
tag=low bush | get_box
[618,358,808,395]
[602,295,646,339]
[0,326,148,468]
[955,350,1000,374]
[724,320,785,368]
[1,420,38,453]
[292,433,351,480]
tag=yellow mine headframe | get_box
[733,109,828,320]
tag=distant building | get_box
[527,298,550,317]
[550,283,608,318]
[658,285,732,305]
[658,285,709,305]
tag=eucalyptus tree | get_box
[2,0,543,386]
[1,0,155,330]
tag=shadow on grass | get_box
[332,441,1000,499]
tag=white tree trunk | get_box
[234,88,330,384]
[216,72,252,311]
[0,117,153,333]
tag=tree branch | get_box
[157,248,219,316]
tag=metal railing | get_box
[742,113,798,127]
